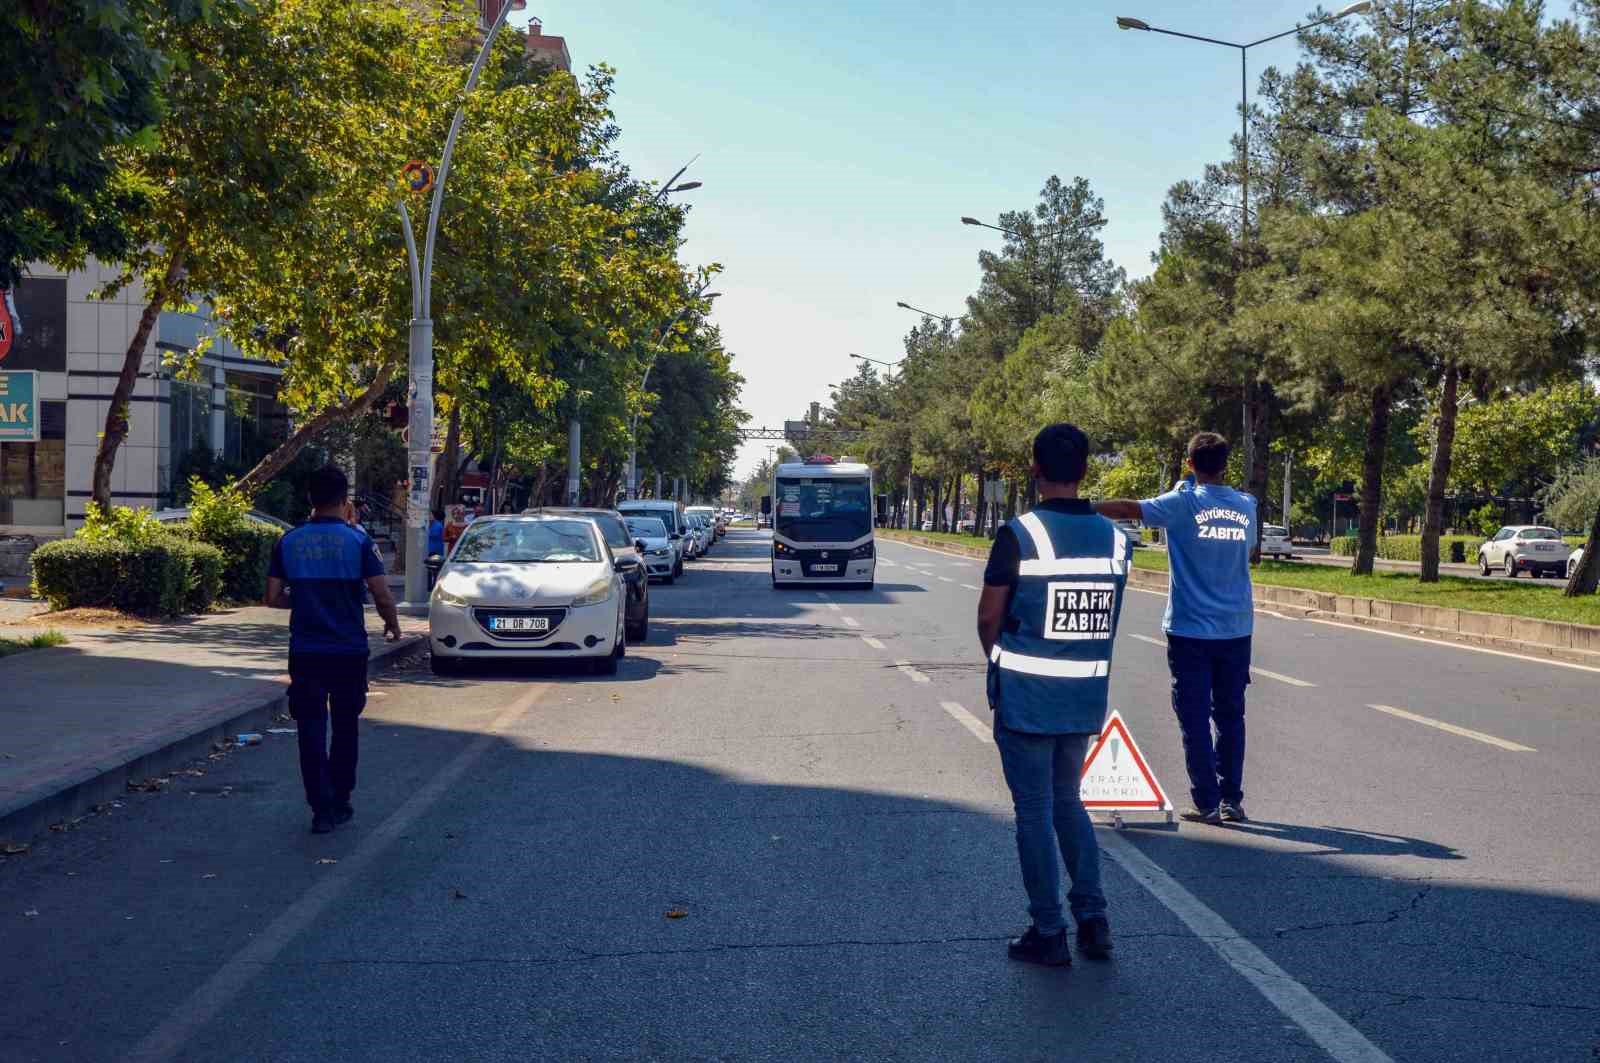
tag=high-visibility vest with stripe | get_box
[988,507,1130,734]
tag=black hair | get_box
[1187,432,1230,476]
[307,465,350,508]
[1033,423,1090,485]
[432,506,445,521]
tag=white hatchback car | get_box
[428,515,627,676]
[1569,546,1585,580]
[1260,524,1294,559]
[1478,525,1571,578]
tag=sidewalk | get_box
[0,606,426,846]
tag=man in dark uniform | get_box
[266,466,402,834]
[977,424,1131,967]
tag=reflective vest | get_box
[987,507,1130,734]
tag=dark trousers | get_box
[287,653,368,813]
[1165,634,1251,811]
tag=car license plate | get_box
[811,564,839,573]
[491,617,548,632]
[1536,544,1553,551]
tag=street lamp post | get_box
[895,300,955,323]
[1114,3,1372,492]
[627,287,720,499]
[848,352,903,380]
[396,0,523,611]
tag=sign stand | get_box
[1080,710,1175,830]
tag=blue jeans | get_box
[993,725,1105,933]
[1165,634,1251,811]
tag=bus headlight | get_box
[850,542,874,559]
[773,541,794,556]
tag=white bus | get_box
[766,457,875,589]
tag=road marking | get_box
[826,602,841,612]
[894,658,931,684]
[941,701,994,744]
[1302,616,1600,675]
[1367,703,1535,752]
[938,576,955,583]
[960,583,981,591]
[816,591,829,600]
[861,636,886,650]
[1130,633,1166,647]
[1099,831,1396,1063]
[842,616,861,628]
[878,559,897,567]
[127,683,550,1063]
[1128,634,1315,687]
[883,538,988,563]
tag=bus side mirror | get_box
[760,495,772,515]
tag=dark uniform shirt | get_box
[983,498,1096,592]
[269,517,384,656]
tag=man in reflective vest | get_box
[977,423,1129,967]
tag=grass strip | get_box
[0,630,68,659]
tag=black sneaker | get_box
[1076,918,1113,960]
[310,812,336,835]
[1220,801,1248,823]
[332,802,354,826]
[1180,806,1222,825]
[1007,926,1071,967]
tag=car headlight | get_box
[571,575,614,606]
[650,547,670,556]
[432,584,471,607]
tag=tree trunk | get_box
[931,479,943,534]
[1419,363,1459,583]
[952,474,963,535]
[1351,384,1392,577]
[1005,481,1018,524]
[435,404,462,509]
[92,253,185,514]
[236,361,396,497]
[1565,492,1600,597]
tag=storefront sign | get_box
[0,371,39,442]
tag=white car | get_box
[688,513,712,556]
[428,515,627,676]
[624,516,676,584]
[1478,525,1571,578]
[1260,524,1293,559]
[1113,519,1144,549]
[1569,546,1585,580]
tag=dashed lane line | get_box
[1367,703,1535,752]
[861,636,886,650]
[894,659,931,684]
[1128,633,1315,688]
[938,576,955,583]
[826,602,841,613]
[940,701,994,744]
[842,616,861,628]
[960,583,981,591]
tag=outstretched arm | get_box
[1093,500,1143,522]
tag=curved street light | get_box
[895,300,955,323]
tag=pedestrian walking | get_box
[1094,432,1258,825]
[265,465,403,834]
[977,423,1130,967]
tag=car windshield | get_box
[626,518,667,539]
[451,520,600,563]
[775,476,872,542]
[621,507,676,535]
[1520,528,1561,540]
[1265,526,1287,537]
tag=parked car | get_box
[756,513,772,529]
[617,499,688,577]
[1569,546,1585,580]
[534,508,649,641]
[687,512,712,555]
[152,507,293,531]
[1112,518,1144,549]
[428,514,628,676]
[920,520,934,532]
[1478,525,1571,578]
[624,516,676,584]
[687,505,722,542]
[1260,524,1293,559]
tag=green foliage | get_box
[0,631,67,658]
[1539,458,1600,534]
[1468,504,1503,540]
[185,475,250,540]
[1448,384,1600,498]
[30,537,218,616]
[1328,534,1483,562]
[77,501,169,547]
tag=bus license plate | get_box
[811,564,839,573]
[492,617,548,632]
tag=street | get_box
[1,529,1596,1062]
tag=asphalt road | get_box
[1,529,1596,1062]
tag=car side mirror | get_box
[670,532,681,540]
[635,539,647,552]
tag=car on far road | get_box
[757,512,772,529]
[153,507,293,531]
[428,514,628,676]
[687,506,721,543]
[1113,518,1144,549]
[624,516,676,584]
[691,512,714,553]
[1260,524,1294,559]
[1569,546,1585,580]
[1478,525,1571,578]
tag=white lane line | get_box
[938,576,955,583]
[1099,831,1396,1063]
[1303,616,1600,675]
[961,583,981,591]
[894,658,931,684]
[861,636,886,650]
[878,559,897,567]
[1128,634,1315,687]
[941,701,994,744]
[1251,666,1316,688]
[826,602,841,612]
[128,684,549,1063]
[842,616,861,628]
[1367,704,1536,752]
[816,591,829,600]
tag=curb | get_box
[0,633,426,848]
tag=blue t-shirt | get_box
[427,519,445,557]
[269,517,385,655]
[1140,484,1257,639]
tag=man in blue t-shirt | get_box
[267,466,402,834]
[1095,432,1257,826]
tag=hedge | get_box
[169,520,280,602]
[1327,533,1585,562]
[30,538,224,616]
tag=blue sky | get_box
[514,2,1372,480]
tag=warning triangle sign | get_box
[1079,710,1171,811]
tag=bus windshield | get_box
[775,477,872,542]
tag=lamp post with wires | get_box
[894,300,956,324]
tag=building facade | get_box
[0,261,285,538]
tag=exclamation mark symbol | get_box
[1109,738,1120,769]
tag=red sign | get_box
[1333,493,1352,502]
[1079,711,1170,811]
[0,289,15,362]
